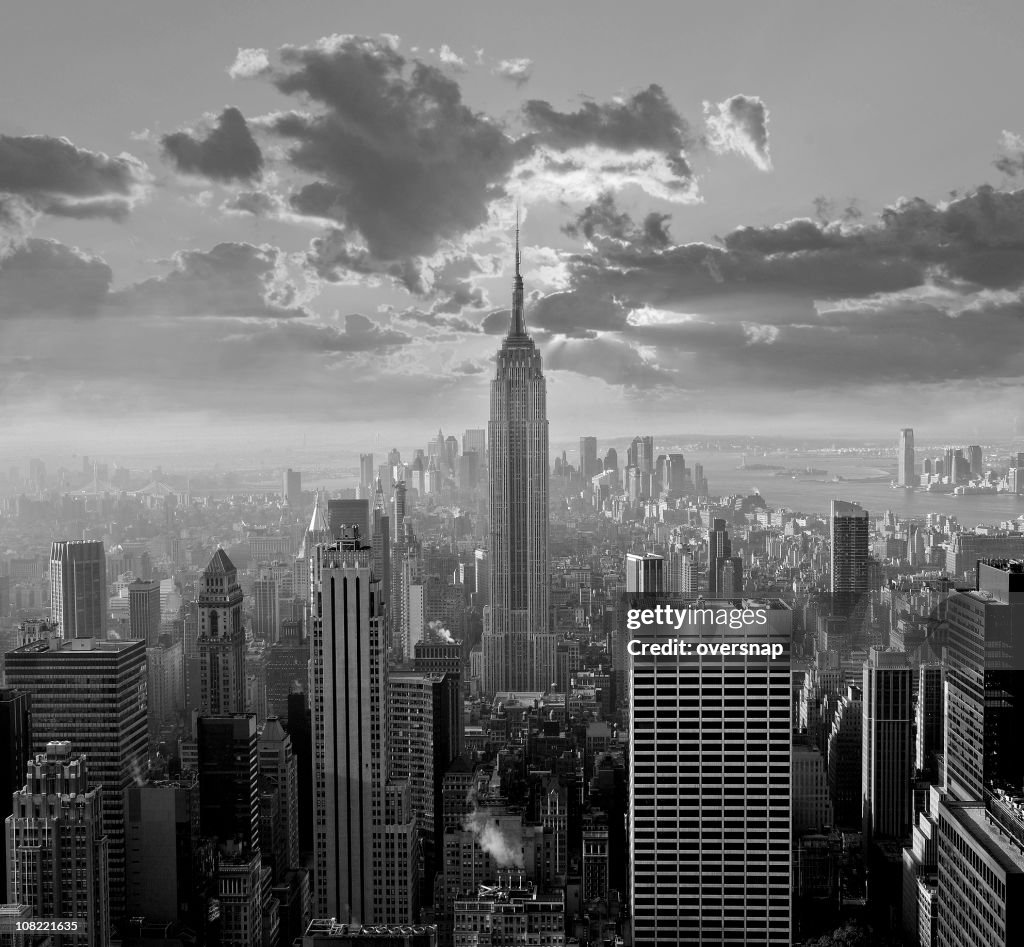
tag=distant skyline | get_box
[4,1,1024,447]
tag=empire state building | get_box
[484,230,554,694]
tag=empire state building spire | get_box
[509,210,526,337]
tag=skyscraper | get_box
[944,559,1024,801]
[327,498,370,543]
[898,428,915,487]
[707,519,742,599]
[283,468,302,506]
[628,600,792,945]
[124,773,212,932]
[625,553,664,594]
[310,528,417,923]
[359,454,375,490]
[484,229,551,694]
[861,647,913,844]
[258,716,300,881]
[387,670,462,883]
[128,577,161,646]
[0,688,31,892]
[4,636,148,922]
[579,436,598,480]
[197,549,245,717]
[197,713,260,852]
[5,742,109,945]
[830,499,870,618]
[49,539,107,639]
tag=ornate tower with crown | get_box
[197,547,246,715]
[484,224,553,694]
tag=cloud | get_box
[522,85,694,184]
[451,359,485,374]
[528,182,1024,398]
[482,308,511,334]
[0,195,39,255]
[493,58,533,86]
[221,189,283,217]
[703,94,772,171]
[563,192,671,252]
[529,290,628,337]
[228,47,272,80]
[0,238,112,317]
[161,107,264,183]
[0,135,148,219]
[109,242,309,319]
[305,229,427,293]
[236,313,411,355]
[544,335,675,388]
[438,44,467,72]
[268,35,522,262]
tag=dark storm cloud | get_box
[161,107,264,183]
[0,238,112,317]
[269,35,523,260]
[109,242,308,319]
[0,135,147,219]
[523,85,693,179]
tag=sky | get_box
[3,0,1024,461]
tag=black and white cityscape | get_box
[4,3,1024,946]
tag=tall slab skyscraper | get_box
[484,230,552,693]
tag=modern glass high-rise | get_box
[49,539,107,639]
[707,519,740,599]
[898,429,915,486]
[625,553,664,594]
[0,688,31,898]
[627,600,792,945]
[198,713,259,851]
[5,742,109,945]
[861,647,913,844]
[197,548,246,716]
[944,559,1024,801]
[830,499,870,618]
[484,231,551,694]
[4,636,148,923]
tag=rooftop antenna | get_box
[510,202,526,336]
